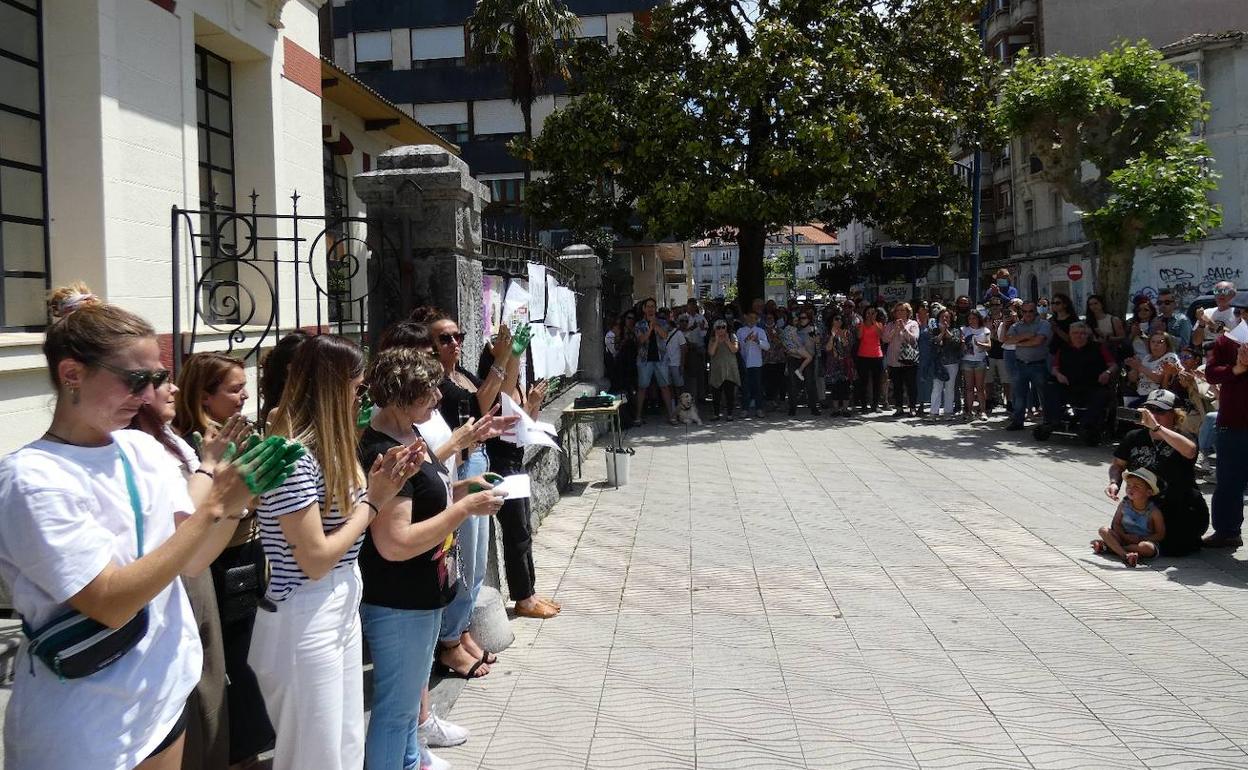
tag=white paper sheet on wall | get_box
[528,325,551,379]
[502,279,530,328]
[527,263,547,322]
[564,332,581,376]
[545,274,563,329]
[559,287,578,332]
[546,327,565,378]
[482,275,504,339]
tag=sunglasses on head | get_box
[96,361,171,395]
[437,331,467,346]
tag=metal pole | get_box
[970,148,982,302]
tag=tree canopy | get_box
[996,41,1221,315]
[524,0,993,306]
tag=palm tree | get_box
[467,0,581,201]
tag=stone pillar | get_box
[355,146,513,651]
[560,243,605,387]
[354,145,489,366]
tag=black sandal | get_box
[480,650,498,665]
[435,644,490,679]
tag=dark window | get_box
[427,122,469,144]
[322,144,353,321]
[355,59,392,73]
[0,0,50,330]
[412,56,465,69]
[323,143,349,221]
[195,46,238,320]
[487,178,524,204]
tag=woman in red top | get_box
[855,307,885,412]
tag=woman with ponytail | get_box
[0,283,256,770]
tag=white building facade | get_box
[691,225,840,298]
[0,0,450,456]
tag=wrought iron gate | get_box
[170,192,400,376]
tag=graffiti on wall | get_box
[1130,246,1245,311]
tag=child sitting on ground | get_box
[1092,468,1166,567]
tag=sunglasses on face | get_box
[437,332,467,346]
[1215,287,1236,296]
[96,361,171,395]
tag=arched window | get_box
[1028,274,1040,302]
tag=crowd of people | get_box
[0,283,562,770]
[606,271,1248,564]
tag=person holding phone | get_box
[359,346,505,770]
[708,319,742,420]
[421,307,514,677]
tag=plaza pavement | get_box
[437,414,1248,770]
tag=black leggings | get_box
[889,365,918,410]
[712,381,738,416]
[855,356,884,408]
[491,453,537,601]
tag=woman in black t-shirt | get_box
[358,347,504,770]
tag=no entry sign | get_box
[1067,264,1084,281]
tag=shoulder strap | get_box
[117,447,144,558]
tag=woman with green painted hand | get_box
[249,334,420,770]
[0,284,259,770]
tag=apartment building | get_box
[324,0,660,227]
[986,0,1248,310]
[0,0,452,455]
[691,225,840,300]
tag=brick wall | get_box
[282,37,321,97]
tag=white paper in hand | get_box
[500,393,559,449]
[1227,320,1248,345]
[494,474,532,499]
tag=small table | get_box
[561,400,625,486]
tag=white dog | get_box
[676,392,702,425]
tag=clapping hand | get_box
[365,442,423,510]
[511,323,533,356]
[224,435,306,496]
[195,413,253,467]
[528,379,549,405]
[491,323,514,361]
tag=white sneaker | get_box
[424,749,452,770]
[419,711,470,748]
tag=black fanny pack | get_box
[23,447,150,679]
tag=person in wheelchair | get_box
[1040,322,1117,444]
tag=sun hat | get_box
[1123,468,1160,496]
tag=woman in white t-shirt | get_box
[250,334,419,770]
[0,284,254,770]
[1128,331,1182,400]
[961,310,993,421]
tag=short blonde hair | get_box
[893,302,912,316]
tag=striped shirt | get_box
[257,452,364,602]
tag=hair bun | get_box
[48,282,101,320]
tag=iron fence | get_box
[170,191,399,375]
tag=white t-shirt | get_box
[997,321,1017,351]
[415,409,457,476]
[665,329,687,367]
[962,326,990,362]
[0,431,200,770]
[1207,306,1240,332]
[1138,352,1181,395]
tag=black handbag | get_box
[213,536,267,624]
[898,342,920,366]
[23,448,149,679]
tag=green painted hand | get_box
[468,472,504,493]
[511,323,533,356]
[230,435,307,495]
[357,392,374,430]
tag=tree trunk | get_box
[1097,241,1136,318]
[736,223,767,309]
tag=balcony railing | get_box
[1012,221,1086,254]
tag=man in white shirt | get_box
[665,318,688,393]
[1195,281,1241,350]
[736,310,771,418]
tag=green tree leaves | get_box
[525,0,992,306]
[996,42,1221,313]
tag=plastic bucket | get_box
[605,447,633,486]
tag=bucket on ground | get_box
[605,446,634,486]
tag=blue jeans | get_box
[439,447,490,642]
[360,604,442,770]
[742,366,764,412]
[1011,359,1049,424]
[1211,427,1248,537]
[1199,412,1218,456]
